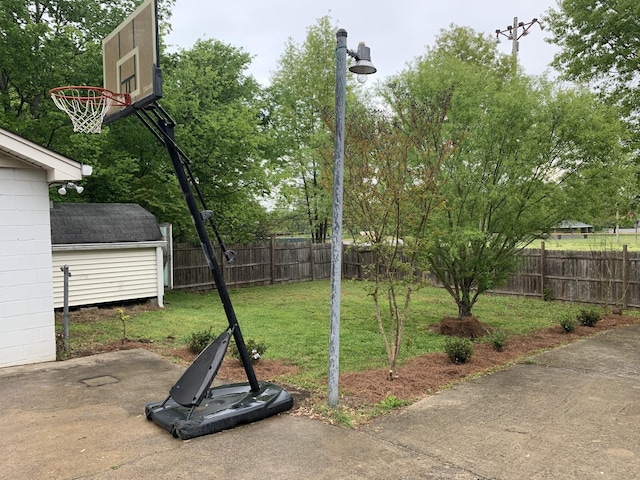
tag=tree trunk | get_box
[458,287,473,318]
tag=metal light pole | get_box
[61,264,71,354]
[495,17,544,60]
[328,29,376,407]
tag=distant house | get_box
[0,127,90,368]
[551,221,594,238]
[50,203,166,309]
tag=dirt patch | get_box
[162,314,639,411]
[436,316,490,338]
[55,301,162,324]
[338,314,638,407]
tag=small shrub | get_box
[117,308,130,344]
[230,338,267,364]
[489,330,507,352]
[577,309,601,327]
[186,327,216,354]
[559,316,578,333]
[444,337,474,364]
[543,286,554,302]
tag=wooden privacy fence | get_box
[172,240,640,308]
[172,239,332,289]
[493,244,639,308]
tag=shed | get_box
[0,127,90,368]
[551,221,594,239]
[50,203,166,309]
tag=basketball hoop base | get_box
[50,86,130,134]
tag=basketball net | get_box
[50,86,130,134]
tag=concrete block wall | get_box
[0,167,56,367]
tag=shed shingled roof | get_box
[50,203,162,245]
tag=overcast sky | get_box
[165,0,561,86]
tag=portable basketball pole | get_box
[137,103,259,387]
[137,102,292,439]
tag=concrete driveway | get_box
[1,325,638,479]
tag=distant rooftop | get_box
[554,221,593,229]
[50,203,162,244]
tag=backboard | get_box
[102,0,162,124]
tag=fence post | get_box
[217,244,224,283]
[540,241,546,299]
[309,240,315,280]
[270,235,276,284]
[622,244,628,309]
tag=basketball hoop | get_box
[50,86,131,134]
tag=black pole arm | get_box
[138,109,259,392]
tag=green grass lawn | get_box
[62,279,593,385]
[527,233,640,251]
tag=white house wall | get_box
[0,167,56,368]
[52,246,164,308]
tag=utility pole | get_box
[495,17,544,60]
[511,17,519,58]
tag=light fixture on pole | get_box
[328,28,376,408]
[350,41,376,83]
[495,17,543,59]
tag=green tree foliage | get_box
[0,0,274,242]
[267,16,341,243]
[392,26,629,318]
[0,0,141,142]
[544,0,640,126]
[544,0,640,224]
[0,0,186,229]
[161,39,273,243]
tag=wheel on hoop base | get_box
[49,86,131,134]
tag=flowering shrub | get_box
[231,338,267,364]
[117,308,130,343]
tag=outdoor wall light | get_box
[58,182,84,195]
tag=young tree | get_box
[343,95,451,379]
[394,26,629,318]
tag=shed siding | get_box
[0,167,56,368]
[52,248,160,307]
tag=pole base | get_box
[145,381,293,440]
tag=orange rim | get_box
[49,86,131,106]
